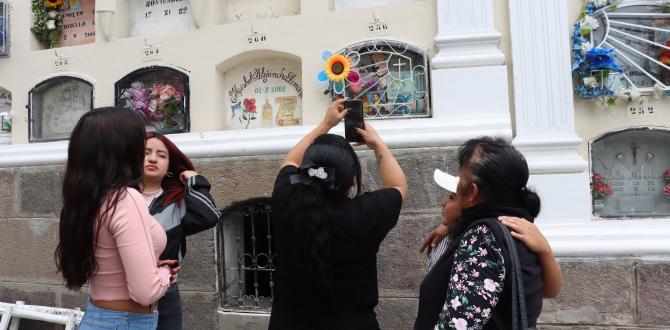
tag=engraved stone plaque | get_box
[130,0,194,37]
[30,78,92,142]
[590,128,670,218]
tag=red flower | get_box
[593,182,605,193]
[664,169,670,179]
[665,184,670,196]
[592,172,604,182]
[243,98,257,113]
[604,184,613,196]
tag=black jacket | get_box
[414,204,544,330]
[149,174,220,261]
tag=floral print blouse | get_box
[434,224,506,330]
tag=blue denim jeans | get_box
[78,300,158,330]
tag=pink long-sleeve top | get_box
[89,188,171,306]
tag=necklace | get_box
[141,187,162,195]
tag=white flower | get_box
[652,84,664,100]
[581,41,594,54]
[583,76,600,88]
[452,273,458,282]
[307,167,328,180]
[452,318,468,330]
[614,88,630,103]
[482,308,491,318]
[630,88,642,103]
[581,15,600,31]
[0,112,9,119]
[591,0,608,7]
[450,296,462,309]
[46,20,56,30]
[484,278,498,292]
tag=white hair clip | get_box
[307,167,328,180]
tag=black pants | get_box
[157,283,182,330]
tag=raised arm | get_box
[499,216,563,298]
[180,173,221,236]
[356,123,408,201]
[281,99,348,168]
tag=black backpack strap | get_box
[491,219,528,330]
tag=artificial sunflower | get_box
[324,54,351,82]
[45,0,63,8]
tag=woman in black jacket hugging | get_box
[415,137,545,330]
[140,131,221,330]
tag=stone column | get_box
[508,0,590,223]
[430,0,510,132]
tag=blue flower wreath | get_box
[571,1,626,102]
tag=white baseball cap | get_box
[433,169,459,193]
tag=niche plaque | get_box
[590,128,670,218]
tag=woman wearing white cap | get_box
[421,169,562,297]
[414,137,562,330]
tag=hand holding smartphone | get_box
[344,100,365,143]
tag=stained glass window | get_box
[329,40,430,119]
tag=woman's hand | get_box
[420,223,449,253]
[498,216,551,256]
[180,170,197,184]
[355,122,383,150]
[158,260,181,283]
[322,99,348,129]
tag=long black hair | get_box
[55,107,146,289]
[457,137,541,218]
[281,134,362,298]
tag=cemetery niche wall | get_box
[28,76,93,142]
[590,127,670,218]
[115,66,190,134]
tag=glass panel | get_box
[590,128,670,218]
[59,0,96,47]
[590,4,670,90]
[30,78,93,142]
[0,1,8,56]
[0,88,10,133]
[116,67,189,133]
[329,40,430,119]
[129,0,193,37]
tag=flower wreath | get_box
[572,0,670,107]
[31,0,64,49]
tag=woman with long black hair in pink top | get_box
[55,107,179,329]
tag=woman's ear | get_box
[466,182,481,206]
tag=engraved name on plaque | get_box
[591,128,670,218]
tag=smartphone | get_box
[344,100,365,143]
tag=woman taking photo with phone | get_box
[55,107,178,329]
[140,131,220,330]
[269,99,408,330]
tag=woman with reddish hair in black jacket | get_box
[139,131,221,330]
